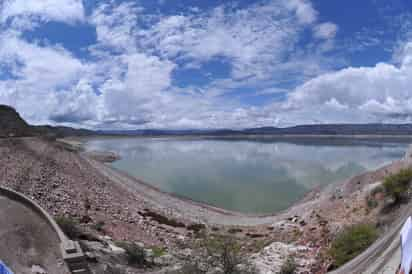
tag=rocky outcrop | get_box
[0,105,34,137]
[0,104,94,138]
[250,242,315,274]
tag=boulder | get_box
[154,254,176,266]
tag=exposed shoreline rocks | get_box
[83,150,121,163]
[250,242,315,274]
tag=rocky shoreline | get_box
[1,137,412,273]
[61,137,412,273]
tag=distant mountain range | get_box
[242,124,412,136]
[96,129,240,136]
[0,105,93,138]
[99,124,412,136]
[2,104,412,138]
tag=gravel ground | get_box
[0,137,186,247]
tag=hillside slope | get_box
[0,105,34,137]
[0,105,93,138]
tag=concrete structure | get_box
[0,186,89,274]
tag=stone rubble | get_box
[250,242,315,274]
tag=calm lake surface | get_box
[84,137,410,214]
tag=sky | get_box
[0,0,412,129]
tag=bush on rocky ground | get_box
[141,209,186,228]
[101,265,126,274]
[93,220,106,232]
[383,168,412,204]
[278,257,296,274]
[115,241,149,267]
[329,223,378,268]
[366,185,384,210]
[169,262,207,274]
[169,234,258,274]
[187,223,207,234]
[366,197,379,209]
[151,246,167,257]
[55,216,82,239]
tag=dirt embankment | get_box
[1,137,412,273]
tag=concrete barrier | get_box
[0,187,89,274]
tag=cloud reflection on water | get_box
[85,137,408,213]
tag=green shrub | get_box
[382,168,412,204]
[206,236,240,273]
[170,234,257,274]
[366,197,378,209]
[115,241,148,267]
[329,224,378,268]
[203,235,258,274]
[93,221,106,232]
[151,246,166,257]
[279,257,297,274]
[370,185,384,197]
[228,228,243,234]
[366,185,385,210]
[187,223,206,233]
[55,216,82,239]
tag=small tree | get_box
[115,241,148,267]
[383,168,412,204]
[279,257,297,274]
[203,235,258,274]
[171,234,258,274]
[206,236,240,273]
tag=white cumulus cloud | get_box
[1,0,85,27]
[274,42,412,124]
[313,22,338,39]
[1,0,411,129]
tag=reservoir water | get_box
[84,137,410,214]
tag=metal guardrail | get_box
[0,186,89,274]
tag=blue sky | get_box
[0,0,412,129]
